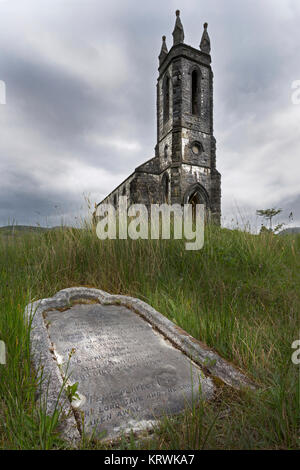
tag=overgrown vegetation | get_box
[0,223,299,449]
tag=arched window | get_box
[191,70,199,115]
[163,76,170,123]
[161,173,169,204]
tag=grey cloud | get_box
[0,0,299,228]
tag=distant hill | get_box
[0,225,49,234]
[0,225,74,236]
[278,227,300,235]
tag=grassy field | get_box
[0,223,299,449]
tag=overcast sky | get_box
[0,0,299,231]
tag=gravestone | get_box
[25,287,253,443]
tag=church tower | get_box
[156,11,221,223]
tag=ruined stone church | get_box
[96,10,221,224]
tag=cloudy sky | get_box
[0,0,299,230]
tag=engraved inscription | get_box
[44,303,213,439]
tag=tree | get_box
[256,208,282,231]
[259,224,272,234]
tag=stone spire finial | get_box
[159,35,168,65]
[200,22,211,54]
[172,10,184,45]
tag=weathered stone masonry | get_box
[96,11,221,224]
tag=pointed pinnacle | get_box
[172,10,184,45]
[159,35,168,64]
[200,22,211,54]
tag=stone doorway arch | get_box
[183,183,210,222]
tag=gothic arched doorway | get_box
[188,191,202,223]
[184,184,210,223]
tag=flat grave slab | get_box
[25,287,253,443]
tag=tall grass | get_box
[0,224,299,449]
